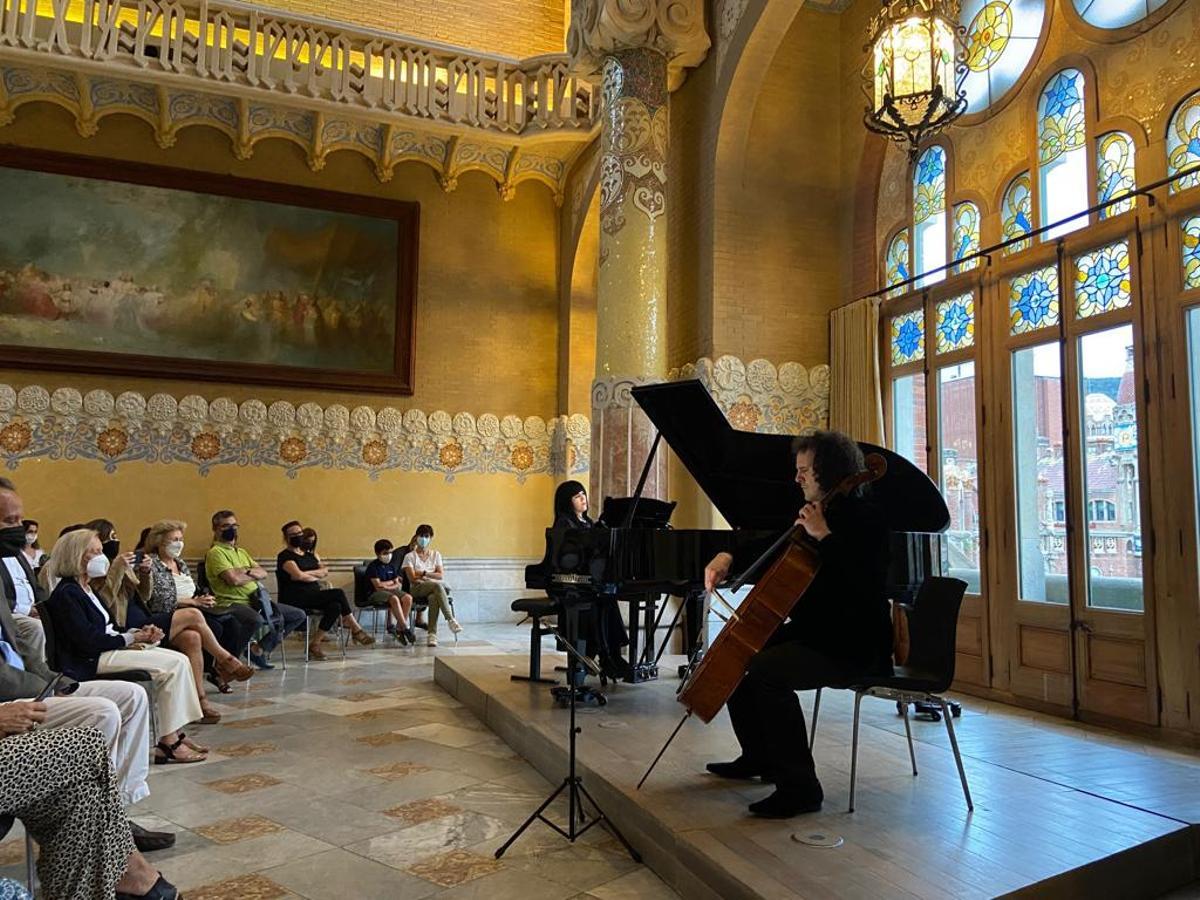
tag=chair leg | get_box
[901,701,918,776]
[809,688,821,749]
[940,699,973,811]
[25,831,35,892]
[848,691,863,813]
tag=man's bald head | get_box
[0,476,22,527]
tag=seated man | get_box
[205,510,304,669]
[364,539,416,645]
[0,514,46,675]
[0,477,171,853]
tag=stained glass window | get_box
[1038,69,1089,241]
[1074,241,1132,319]
[1184,215,1200,290]
[891,308,925,365]
[1002,171,1033,254]
[1010,265,1060,334]
[952,202,981,273]
[1097,132,1136,219]
[1167,90,1200,194]
[959,0,1047,116]
[1073,0,1169,29]
[914,146,947,286]
[936,293,975,353]
[885,229,911,296]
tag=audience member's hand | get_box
[137,555,153,574]
[132,625,163,644]
[248,566,267,580]
[122,551,137,568]
[192,594,216,609]
[0,701,48,736]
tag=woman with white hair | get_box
[43,529,207,764]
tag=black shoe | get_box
[706,757,772,781]
[129,822,176,852]
[748,785,823,818]
[117,874,179,900]
[396,628,409,646]
[404,628,417,644]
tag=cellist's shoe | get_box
[748,784,823,818]
[706,757,772,781]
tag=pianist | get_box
[702,430,892,818]
[552,481,631,681]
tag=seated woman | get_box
[19,519,45,571]
[402,524,461,648]
[276,522,374,659]
[45,528,208,764]
[365,538,416,645]
[552,481,630,680]
[136,520,253,720]
[0,720,179,900]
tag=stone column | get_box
[568,0,709,505]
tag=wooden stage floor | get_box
[434,653,1200,899]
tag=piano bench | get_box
[511,597,559,685]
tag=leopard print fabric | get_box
[0,726,134,900]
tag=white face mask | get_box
[165,541,184,559]
[24,532,36,546]
[86,554,110,579]
[379,553,393,564]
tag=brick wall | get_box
[260,0,566,58]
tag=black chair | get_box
[353,562,390,635]
[510,597,559,684]
[808,576,972,813]
[199,559,287,668]
[35,600,160,743]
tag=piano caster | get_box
[677,664,689,680]
[901,700,961,721]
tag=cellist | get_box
[702,430,893,818]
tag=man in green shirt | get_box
[205,510,305,669]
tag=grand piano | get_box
[527,379,951,683]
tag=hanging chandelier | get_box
[863,0,967,157]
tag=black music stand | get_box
[494,622,641,863]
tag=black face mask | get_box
[101,539,120,561]
[0,524,26,557]
[220,526,238,542]
[287,534,304,548]
[302,539,316,551]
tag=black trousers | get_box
[726,634,864,791]
[290,587,352,631]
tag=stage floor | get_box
[435,653,1200,899]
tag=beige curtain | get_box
[829,298,885,444]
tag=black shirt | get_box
[276,549,321,604]
[365,559,400,586]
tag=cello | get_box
[637,453,886,787]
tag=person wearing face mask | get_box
[363,538,416,645]
[0,510,48,669]
[276,522,374,660]
[19,519,45,570]
[43,528,207,764]
[205,510,305,670]
[402,524,461,647]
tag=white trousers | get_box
[97,646,202,739]
[12,614,44,666]
[43,681,151,806]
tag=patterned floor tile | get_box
[342,692,387,702]
[213,742,279,758]
[382,798,462,826]
[203,773,284,794]
[186,873,290,900]
[365,761,432,780]
[356,731,412,747]
[225,716,277,729]
[406,849,503,887]
[194,816,285,844]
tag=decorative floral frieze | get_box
[667,355,830,435]
[0,384,589,482]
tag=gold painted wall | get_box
[256,0,566,59]
[0,105,564,558]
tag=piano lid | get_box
[631,379,950,534]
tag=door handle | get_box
[1072,620,1094,634]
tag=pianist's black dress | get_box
[552,487,630,679]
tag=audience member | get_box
[0,478,173,853]
[0,723,179,900]
[19,520,44,570]
[277,522,374,659]
[402,524,461,647]
[45,529,207,764]
[365,539,416,644]
[205,510,305,670]
[0,508,46,672]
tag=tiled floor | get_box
[0,625,676,900]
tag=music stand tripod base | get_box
[493,628,641,864]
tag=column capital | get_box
[567,0,710,87]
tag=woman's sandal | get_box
[179,731,210,753]
[206,671,233,694]
[116,873,180,900]
[198,701,223,725]
[215,654,255,682]
[154,735,207,764]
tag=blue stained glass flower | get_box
[1010,266,1060,333]
[1042,72,1080,119]
[896,318,922,356]
[917,148,945,185]
[1018,278,1052,320]
[938,300,971,348]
